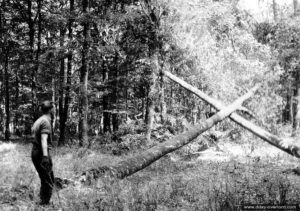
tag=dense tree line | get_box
[255,0,300,135]
[1,0,300,145]
[0,0,174,144]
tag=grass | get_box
[1,135,300,211]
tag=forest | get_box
[1,0,300,210]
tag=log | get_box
[82,86,258,180]
[163,71,300,158]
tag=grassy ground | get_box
[1,135,300,211]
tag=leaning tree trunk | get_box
[163,71,300,158]
[81,86,258,180]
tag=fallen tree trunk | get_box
[81,86,258,181]
[163,71,300,158]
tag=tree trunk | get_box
[159,69,166,123]
[79,0,89,146]
[125,67,128,122]
[102,60,111,133]
[14,67,19,133]
[142,98,145,120]
[145,91,154,140]
[294,91,300,137]
[0,1,3,136]
[292,71,300,137]
[51,78,57,130]
[59,0,74,146]
[283,79,293,123]
[35,0,42,86]
[145,94,149,123]
[81,86,257,180]
[163,71,300,158]
[27,0,37,121]
[272,0,278,22]
[289,78,293,123]
[112,114,119,132]
[192,106,197,125]
[0,68,3,136]
[59,29,66,145]
[112,52,119,132]
[4,53,10,141]
[103,96,111,133]
[143,1,161,140]
[2,1,9,140]
[170,82,174,111]
[145,52,159,141]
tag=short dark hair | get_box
[40,100,54,114]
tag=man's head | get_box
[40,101,55,115]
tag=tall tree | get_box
[59,0,75,145]
[0,0,4,137]
[26,0,38,120]
[1,0,10,141]
[59,28,66,144]
[102,58,111,133]
[4,52,10,141]
[111,52,120,132]
[79,0,90,145]
[292,71,300,136]
[159,60,166,123]
[14,63,20,133]
[145,53,159,141]
[143,0,163,142]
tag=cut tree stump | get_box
[80,86,258,181]
[163,70,300,158]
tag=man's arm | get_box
[41,134,49,157]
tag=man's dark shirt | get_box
[31,115,52,147]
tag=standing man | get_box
[31,100,55,205]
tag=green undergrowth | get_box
[1,138,300,211]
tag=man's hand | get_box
[41,156,51,171]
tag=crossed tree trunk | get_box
[64,72,300,186]
[163,71,300,158]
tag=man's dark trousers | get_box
[31,144,54,205]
